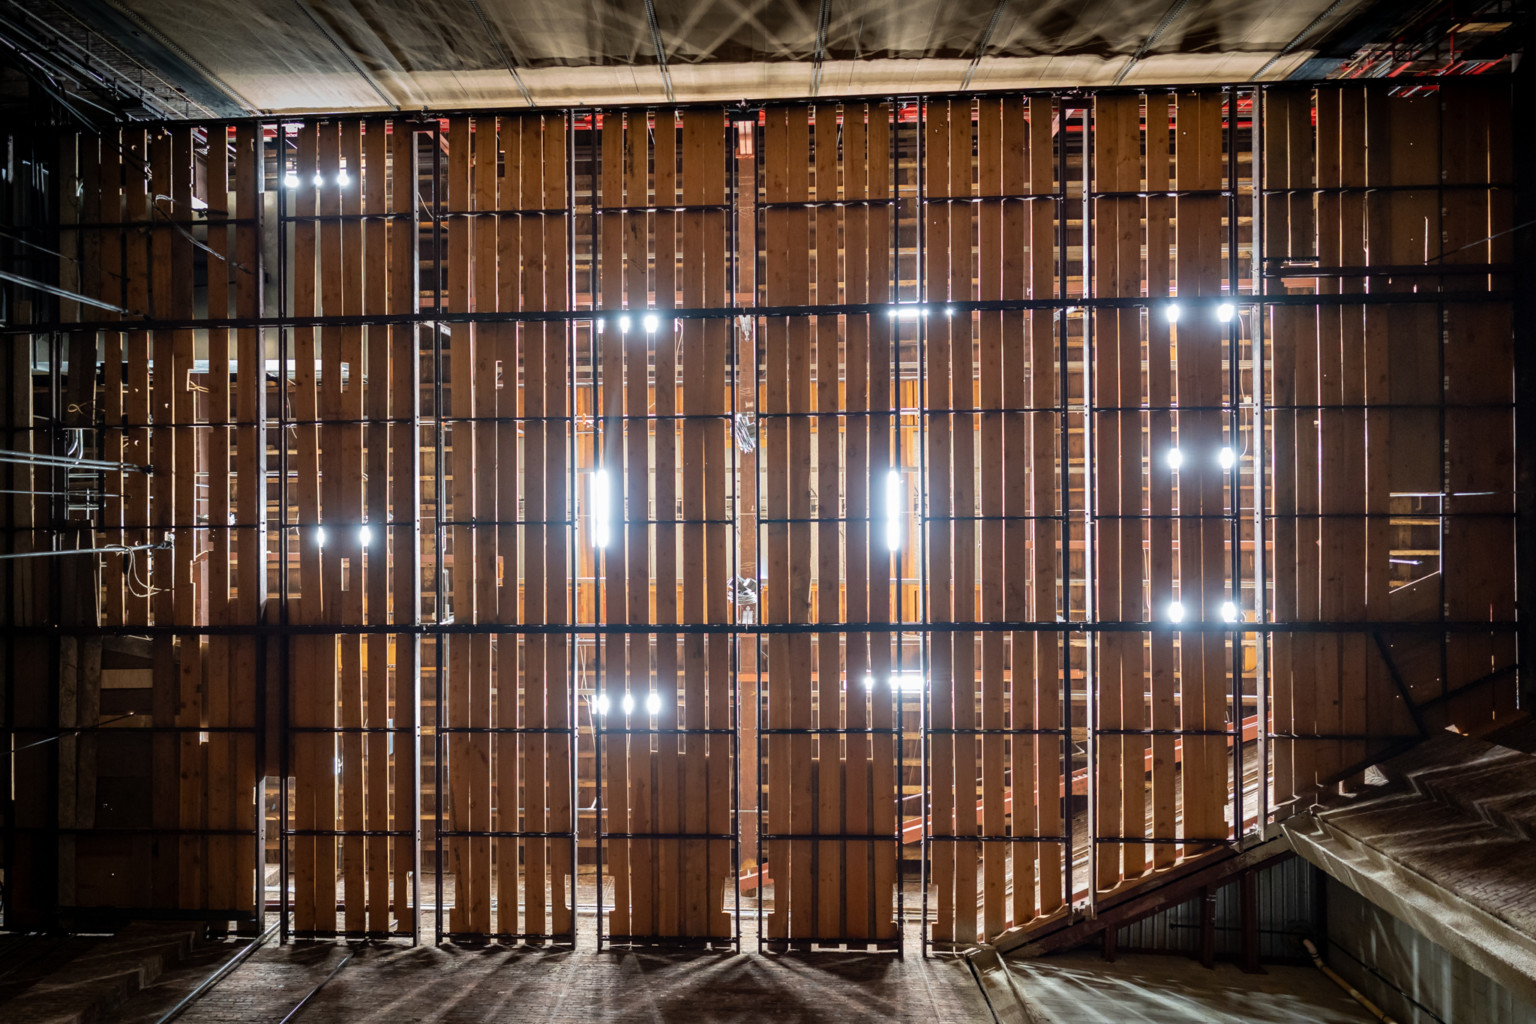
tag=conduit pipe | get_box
[1302,938,1398,1023]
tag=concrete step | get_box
[0,921,211,1024]
[1375,732,1536,841]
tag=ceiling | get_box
[0,0,1523,119]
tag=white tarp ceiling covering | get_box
[118,0,1368,111]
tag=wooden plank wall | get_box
[5,84,1517,949]
[1265,81,1517,816]
[595,109,733,943]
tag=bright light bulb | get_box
[646,692,661,715]
[315,526,327,548]
[595,693,610,715]
[1219,446,1236,469]
[863,674,876,690]
[945,305,954,317]
[590,469,611,549]
[618,314,631,333]
[1167,601,1185,623]
[1216,303,1234,322]
[884,469,903,552]
[1166,448,1183,470]
[283,171,299,189]
[1165,303,1180,323]
[1221,601,1238,622]
[337,169,350,187]
[891,673,926,693]
[312,172,324,188]
[359,524,372,545]
[621,693,635,715]
[643,313,659,333]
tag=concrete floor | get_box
[1002,952,1375,1024]
[168,937,992,1024]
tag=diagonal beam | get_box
[1111,0,1191,86]
[642,0,676,106]
[1251,0,1353,80]
[462,0,534,106]
[291,0,399,110]
[959,0,1009,92]
[810,0,830,96]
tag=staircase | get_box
[1283,730,1536,1011]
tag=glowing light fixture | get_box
[644,313,659,333]
[315,526,327,548]
[1167,601,1185,623]
[594,693,610,715]
[1165,303,1180,323]
[621,692,635,715]
[1166,448,1183,470]
[337,168,351,187]
[884,469,903,552]
[312,172,324,188]
[646,692,661,715]
[359,524,372,545]
[1216,302,1234,322]
[283,171,299,189]
[1221,601,1238,622]
[1219,446,1236,469]
[618,314,631,333]
[591,469,611,549]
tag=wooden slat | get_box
[925,98,955,945]
[205,128,233,914]
[762,106,791,941]
[492,115,520,938]
[445,114,475,935]
[621,110,654,940]
[699,110,732,941]
[232,122,263,919]
[542,112,574,937]
[338,119,366,935]
[679,109,710,938]
[598,110,629,940]
[389,120,421,937]
[842,103,873,942]
[1145,92,1177,869]
[653,110,680,939]
[812,104,841,942]
[948,98,979,946]
[866,104,897,941]
[362,117,391,935]
[977,97,1007,941]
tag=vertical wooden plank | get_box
[598,111,630,940]
[679,110,709,939]
[543,112,574,938]
[389,120,421,937]
[653,110,680,939]
[762,106,791,941]
[1146,92,1178,870]
[699,111,732,941]
[621,110,653,940]
[445,114,475,935]
[290,122,325,932]
[1027,100,1062,916]
[842,104,873,942]
[866,104,897,941]
[947,99,980,946]
[338,119,367,935]
[232,122,263,919]
[977,97,1007,940]
[493,115,522,938]
[362,117,391,935]
[1000,96,1036,925]
[811,105,841,943]
[784,105,815,942]
[205,127,233,915]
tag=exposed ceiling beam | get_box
[810,0,830,97]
